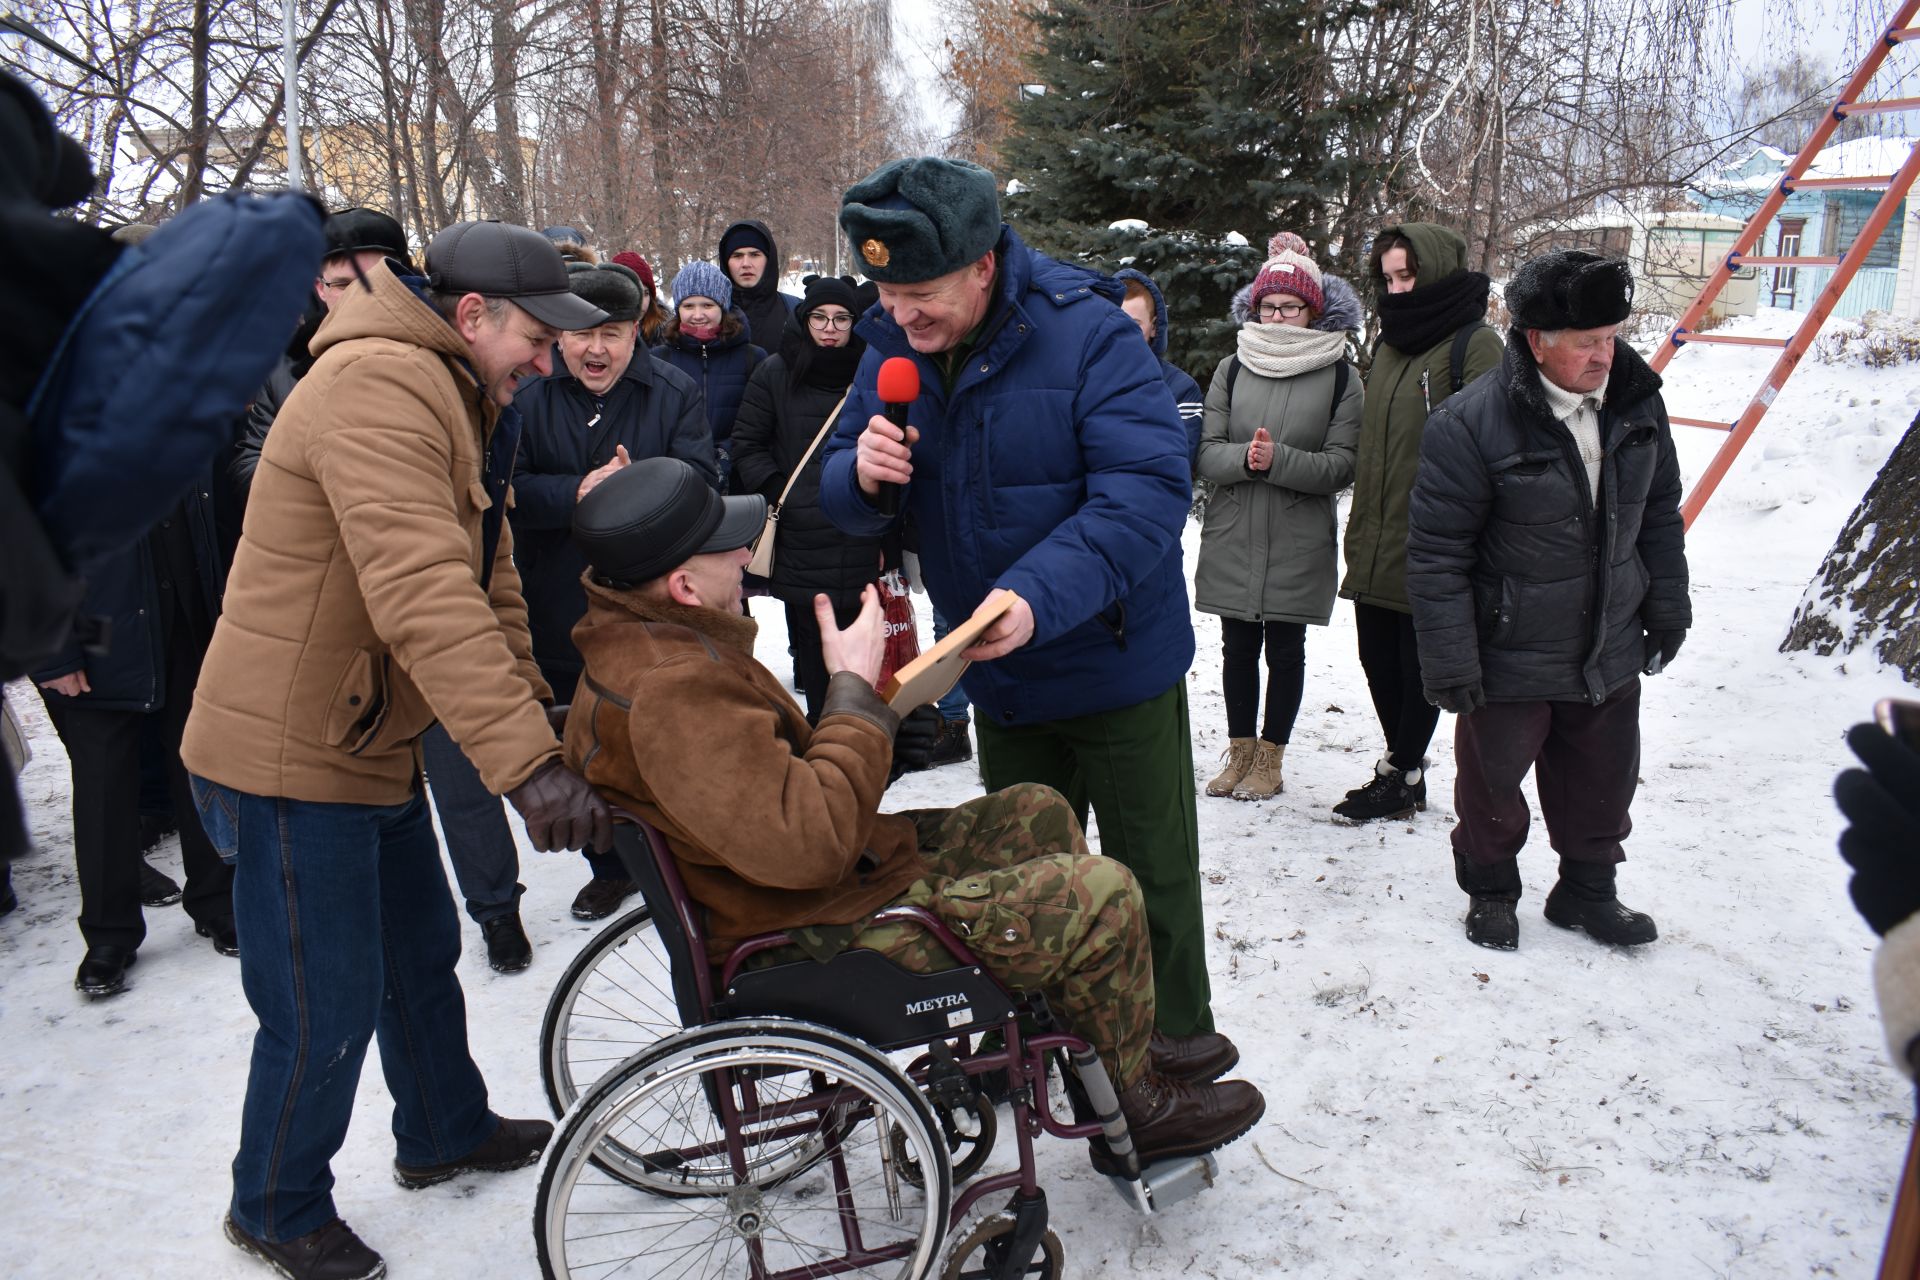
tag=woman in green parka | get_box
[1195,233,1362,803]
[1333,223,1503,824]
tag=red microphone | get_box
[873,356,921,517]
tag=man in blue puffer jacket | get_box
[821,157,1225,1050]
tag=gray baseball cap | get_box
[425,221,607,330]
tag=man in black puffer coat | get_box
[719,218,797,352]
[1407,250,1690,954]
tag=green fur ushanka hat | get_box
[839,156,1003,284]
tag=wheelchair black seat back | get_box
[532,810,1187,1280]
[611,820,1019,1052]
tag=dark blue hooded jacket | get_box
[819,226,1194,727]
[1114,268,1203,473]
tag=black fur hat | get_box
[566,261,643,324]
[1506,250,1634,331]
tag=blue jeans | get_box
[190,777,498,1243]
[420,723,525,924]
[931,607,971,723]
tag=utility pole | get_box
[282,0,302,187]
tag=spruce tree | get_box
[1001,0,1403,380]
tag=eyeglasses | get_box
[1257,301,1308,319]
[807,313,854,331]
[318,278,356,294]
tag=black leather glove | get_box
[1835,722,1920,936]
[888,705,941,784]
[1425,683,1486,716]
[1644,630,1686,675]
[506,759,612,852]
[545,703,570,737]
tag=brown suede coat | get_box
[567,579,923,953]
[182,264,557,804]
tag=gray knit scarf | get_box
[1234,321,1349,380]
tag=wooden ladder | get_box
[1651,0,1920,526]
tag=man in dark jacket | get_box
[1406,250,1690,953]
[514,261,717,921]
[820,157,1221,1045]
[719,218,797,352]
[33,470,236,995]
[231,206,410,504]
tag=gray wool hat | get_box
[839,156,1002,284]
[567,261,643,324]
[1506,250,1635,331]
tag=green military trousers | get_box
[974,681,1215,1037]
[848,784,1154,1089]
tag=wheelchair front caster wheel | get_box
[940,1213,1063,1280]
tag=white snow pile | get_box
[1,305,1916,1277]
[1109,218,1150,232]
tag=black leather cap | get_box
[425,220,607,330]
[326,206,408,259]
[573,458,766,586]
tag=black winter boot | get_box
[1332,758,1428,824]
[1544,860,1657,946]
[1454,852,1521,951]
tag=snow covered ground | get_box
[2,306,1916,1278]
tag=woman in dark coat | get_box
[652,260,765,491]
[729,276,887,721]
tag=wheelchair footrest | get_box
[1105,1152,1219,1213]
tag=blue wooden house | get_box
[1699,136,1918,319]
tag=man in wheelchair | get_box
[561,457,1266,1172]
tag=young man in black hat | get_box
[1406,248,1691,952]
[513,260,717,921]
[719,218,797,353]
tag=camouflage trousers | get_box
[858,783,1154,1088]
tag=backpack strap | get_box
[1225,354,1241,401]
[1449,322,1487,394]
[1331,359,1349,421]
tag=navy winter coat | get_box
[819,225,1195,727]
[30,478,226,711]
[651,313,765,451]
[1406,336,1690,704]
[512,351,717,695]
[1114,268,1203,473]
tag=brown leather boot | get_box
[1092,1072,1266,1174]
[1205,738,1257,797]
[1148,1030,1239,1083]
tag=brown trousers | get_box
[1451,677,1641,871]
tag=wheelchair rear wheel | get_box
[535,1019,953,1279]
[540,905,679,1116]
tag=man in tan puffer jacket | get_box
[182,221,613,1280]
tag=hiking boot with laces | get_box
[1231,740,1285,801]
[1091,1070,1265,1174]
[1332,759,1427,824]
[1206,738,1256,797]
[224,1214,385,1280]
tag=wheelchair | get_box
[533,814,1221,1278]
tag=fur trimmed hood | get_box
[1231,273,1363,334]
